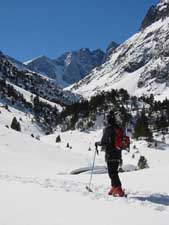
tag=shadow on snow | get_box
[132,194,169,206]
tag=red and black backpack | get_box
[114,128,130,150]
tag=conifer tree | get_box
[56,135,61,143]
[11,117,21,132]
[138,156,149,169]
[134,111,152,140]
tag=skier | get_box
[95,111,125,197]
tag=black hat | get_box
[106,111,116,125]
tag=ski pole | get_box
[86,145,98,192]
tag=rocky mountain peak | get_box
[25,48,105,86]
[140,0,169,30]
[24,55,50,65]
[55,48,105,84]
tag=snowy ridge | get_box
[69,8,169,100]
[9,81,63,111]
[140,0,169,30]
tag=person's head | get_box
[106,110,122,126]
[106,111,116,125]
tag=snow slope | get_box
[0,101,44,136]
[69,3,169,100]
[9,82,63,111]
[0,79,62,137]
[0,125,169,225]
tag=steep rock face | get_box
[24,56,63,79]
[104,41,119,61]
[54,48,105,84]
[69,1,169,101]
[140,0,169,30]
[25,48,105,87]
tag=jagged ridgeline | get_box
[25,48,106,87]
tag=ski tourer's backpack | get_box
[115,128,130,151]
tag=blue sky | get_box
[0,0,158,61]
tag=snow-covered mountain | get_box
[25,48,105,87]
[0,51,81,134]
[0,52,79,105]
[69,0,169,101]
[24,55,67,86]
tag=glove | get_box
[95,141,101,148]
[95,142,101,155]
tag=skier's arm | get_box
[100,127,110,146]
[95,141,101,147]
[95,128,107,148]
[95,127,110,149]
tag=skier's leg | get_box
[107,161,124,196]
[107,161,121,187]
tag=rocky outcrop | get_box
[140,0,169,30]
[104,41,119,60]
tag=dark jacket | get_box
[100,124,122,161]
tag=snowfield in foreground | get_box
[0,125,169,225]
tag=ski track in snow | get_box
[0,172,168,212]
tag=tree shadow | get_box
[132,194,169,206]
[70,166,107,175]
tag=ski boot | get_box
[108,186,125,197]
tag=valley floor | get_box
[0,126,169,225]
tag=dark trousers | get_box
[107,161,121,187]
